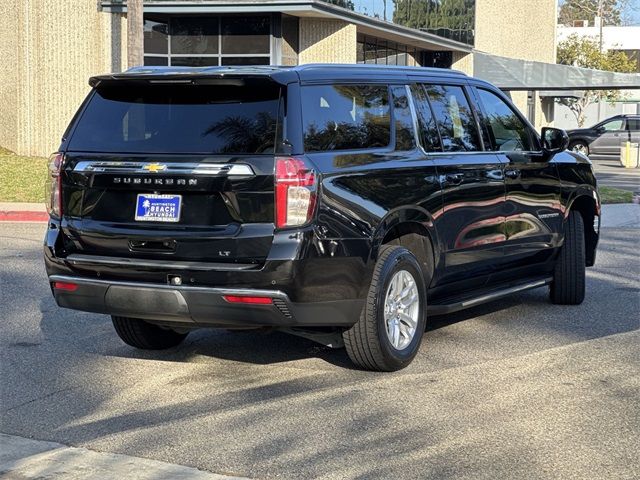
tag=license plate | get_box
[135,194,181,222]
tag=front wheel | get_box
[112,316,188,350]
[343,246,427,372]
[570,141,589,156]
[550,211,586,305]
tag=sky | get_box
[352,0,640,26]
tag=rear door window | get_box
[68,82,282,154]
[301,84,391,152]
[626,118,640,131]
[476,88,533,152]
[421,84,481,152]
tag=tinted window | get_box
[221,16,270,54]
[390,86,415,151]
[423,84,481,152]
[600,119,624,131]
[170,17,218,55]
[627,119,640,131]
[171,57,218,67]
[302,85,391,152]
[477,88,532,151]
[69,83,282,154]
[144,16,168,54]
[410,84,441,152]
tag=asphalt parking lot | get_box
[592,157,640,191]
[1,221,638,480]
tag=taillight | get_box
[275,157,316,228]
[53,281,78,292]
[46,152,64,217]
[223,295,273,305]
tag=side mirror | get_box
[541,127,569,155]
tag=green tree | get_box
[558,0,622,26]
[556,34,636,126]
[392,0,474,36]
[323,0,355,10]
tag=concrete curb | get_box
[0,434,250,480]
[0,202,48,222]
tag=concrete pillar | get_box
[451,52,473,75]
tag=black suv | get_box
[45,65,600,371]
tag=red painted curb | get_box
[0,211,49,222]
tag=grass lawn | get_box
[599,186,633,204]
[0,147,49,203]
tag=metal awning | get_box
[474,51,640,91]
[101,0,472,53]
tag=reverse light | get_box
[53,281,78,292]
[275,157,317,228]
[223,295,273,305]
[46,152,64,217]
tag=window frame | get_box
[470,85,541,153]
[143,14,273,67]
[300,81,397,154]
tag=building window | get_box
[356,35,418,66]
[143,15,272,67]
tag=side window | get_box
[601,118,624,131]
[409,84,441,152]
[627,119,640,131]
[301,84,391,152]
[423,84,481,152]
[390,85,415,151]
[477,88,533,152]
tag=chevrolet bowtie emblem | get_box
[142,163,167,173]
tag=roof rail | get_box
[296,63,467,76]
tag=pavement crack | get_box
[2,386,77,413]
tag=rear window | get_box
[301,84,391,152]
[68,82,282,154]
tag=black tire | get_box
[550,211,586,305]
[343,246,427,372]
[111,316,188,350]
[569,140,589,156]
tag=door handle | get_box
[505,169,520,179]
[444,173,464,185]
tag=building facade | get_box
[1,0,558,157]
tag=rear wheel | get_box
[550,211,586,305]
[112,316,188,350]
[570,140,589,156]
[343,246,427,372]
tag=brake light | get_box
[275,157,316,228]
[223,295,273,305]
[47,153,64,217]
[53,281,78,292]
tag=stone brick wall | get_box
[0,0,127,157]
[299,18,356,64]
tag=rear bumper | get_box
[48,275,362,328]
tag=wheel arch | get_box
[372,207,441,286]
